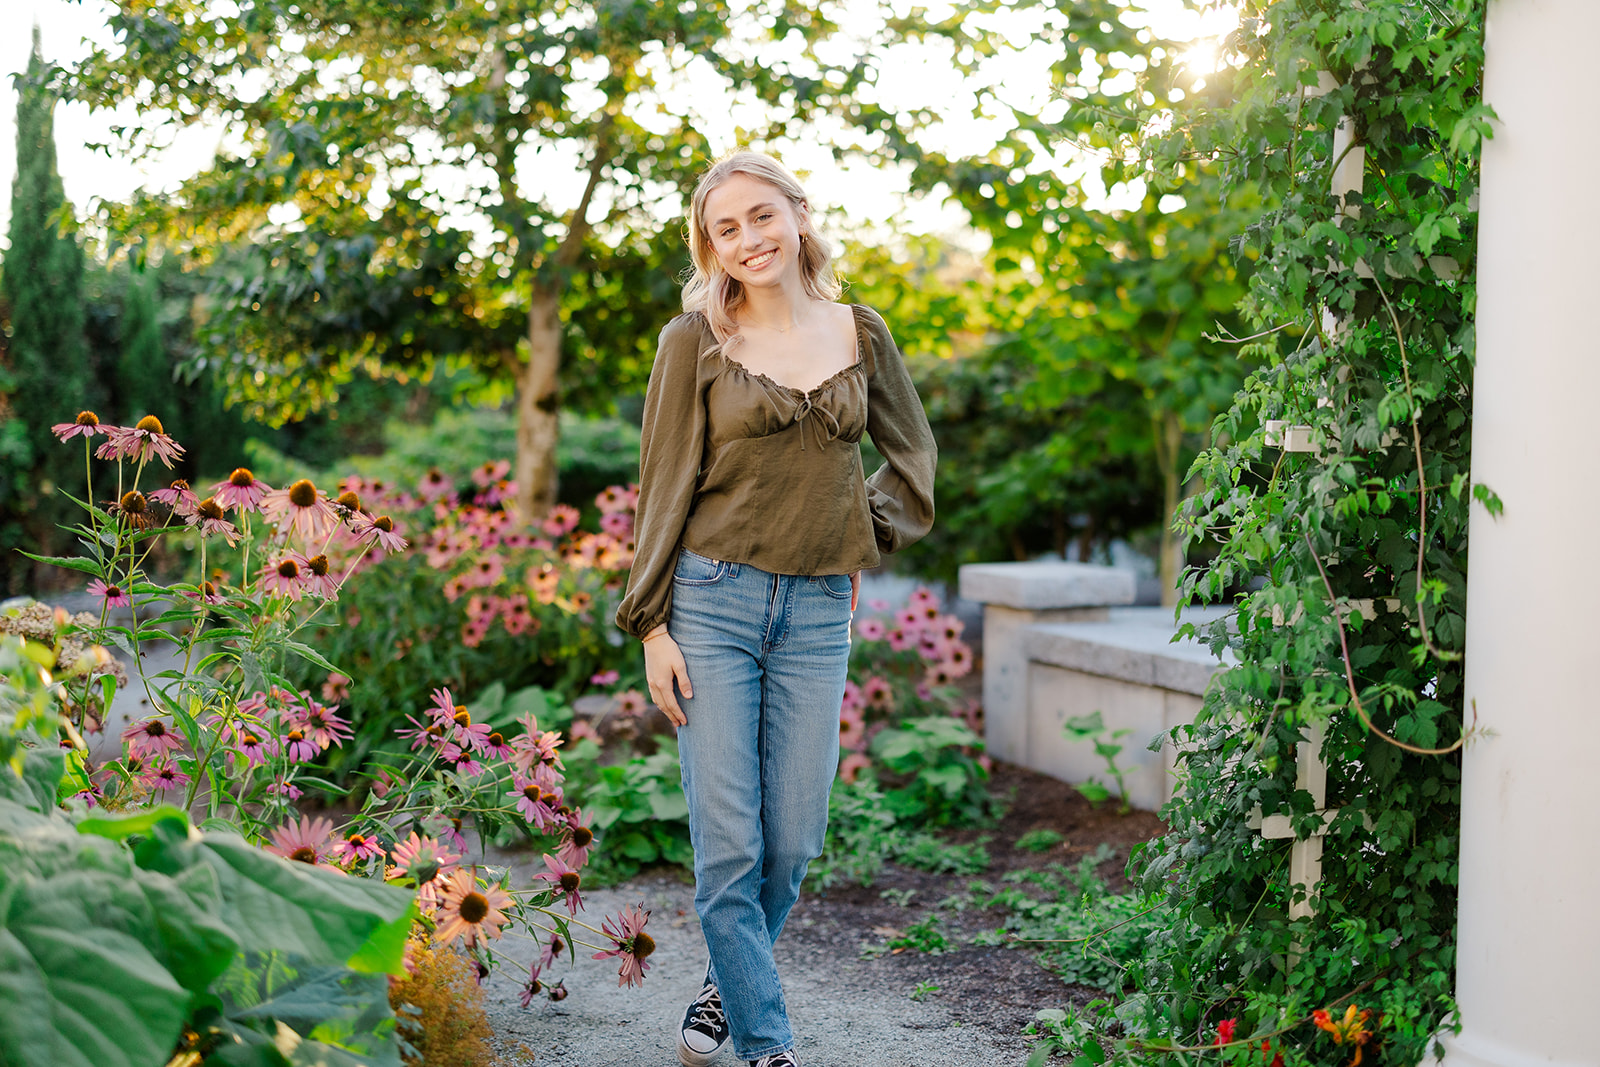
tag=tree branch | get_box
[554,113,616,269]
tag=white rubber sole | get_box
[677,1029,727,1067]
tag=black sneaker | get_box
[749,1052,798,1067]
[677,973,730,1066]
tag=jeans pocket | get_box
[674,549,728,586]
[815,573,853,600]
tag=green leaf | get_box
[0,924,188,1067]
[16,552,104,576]
[195,834,414,974]
[78,805,191,842]
[282,640,343,676]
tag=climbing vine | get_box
[1034,1,1488,1063]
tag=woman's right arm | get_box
[614,315,708,723]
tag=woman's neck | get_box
[738,282,814,333]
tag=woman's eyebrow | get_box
[712,202,778,227]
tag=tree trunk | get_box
[516,281,562,522]
[1154,409,1183,608]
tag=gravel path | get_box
[484,870,1029,1067]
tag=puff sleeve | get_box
[859,308,937,554]
[614,314,710,637]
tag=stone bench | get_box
[959,561,1232,811]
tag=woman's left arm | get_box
[860,307,937,555]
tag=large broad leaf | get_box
[0,747,67,814]
[195,834,414,975]
[0,910,188,1067]
[213,955,402,1067]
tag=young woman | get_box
[614,150,936,1067]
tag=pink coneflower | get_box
[856,617,886,641]
[213,468,272,513]
[389,831,461,884]
[267,779,303,801]
[149,479,199,516]
[909,587,940,610]
[322,673,351,703]
[441,743,484,777]
[231,725,275,766]
[590,669,620,687]
[501,598,536,636]
[519,959,545,1007]
[417,467,453,501]
[509,776,560,830]
[330,829,385,865]
[141,761,191,793]
[450,705,491,752]
[569,719,602,745]
[462,553,505,588]
[535,853,585,914]
[350,513,407,553]
[839,751,872,783]
[594,484,629,514]
[886,627,912,652]
[424,687,457,724]
[863,676,894,711]
[557,809,596,870]
[260,478,339,543]
[924,663,956,688]
[259,554,310,599]
[841,680,864,714]
[398,712,450,753]
[471,459,510,487]
[592,904,653,988]
[482,730,515,762]
[281,727,319,763]
[182,580,227,606]
[599,511,632,537]
[434,869,514,948]
[122,716,184,760]
[52,410,110,442]
[942,644,973,678]
[614,689,647,717]
[538,928,568,970]
[266,815,336,865]
[511,717,564,773]
[540,504,581,538]
[435,816,469,854]
[296,701,352,750]
[88,577,132,610]
[96,415,185,468]
[839,704,865,750]
[300,553,340,599]
[111,490,155,530]
[187,498,240,545]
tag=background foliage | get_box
[1027,1,1486,1062]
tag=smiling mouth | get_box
[743,250,777,269]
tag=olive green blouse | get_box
[614,303,937,638]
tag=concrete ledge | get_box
[1023,609,1232,697]
[958,561,1136,611]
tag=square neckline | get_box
[715,303,866,397]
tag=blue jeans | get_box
[669,549,851,1061]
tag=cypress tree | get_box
[0,25,92,593]
[117,268,170,427]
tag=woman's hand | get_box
[850,571,860,612]
[642,626,693,727]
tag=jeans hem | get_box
[737,1041,794,1062]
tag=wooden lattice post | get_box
[1249,721,1337,920]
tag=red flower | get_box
[1215,1018,1237,1045]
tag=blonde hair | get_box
[681,150,842,344]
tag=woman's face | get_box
[701,172,807,292]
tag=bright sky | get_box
[0,0,1235,251]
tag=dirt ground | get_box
[783,762,1165,1040]
[623,760,1169,1049]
